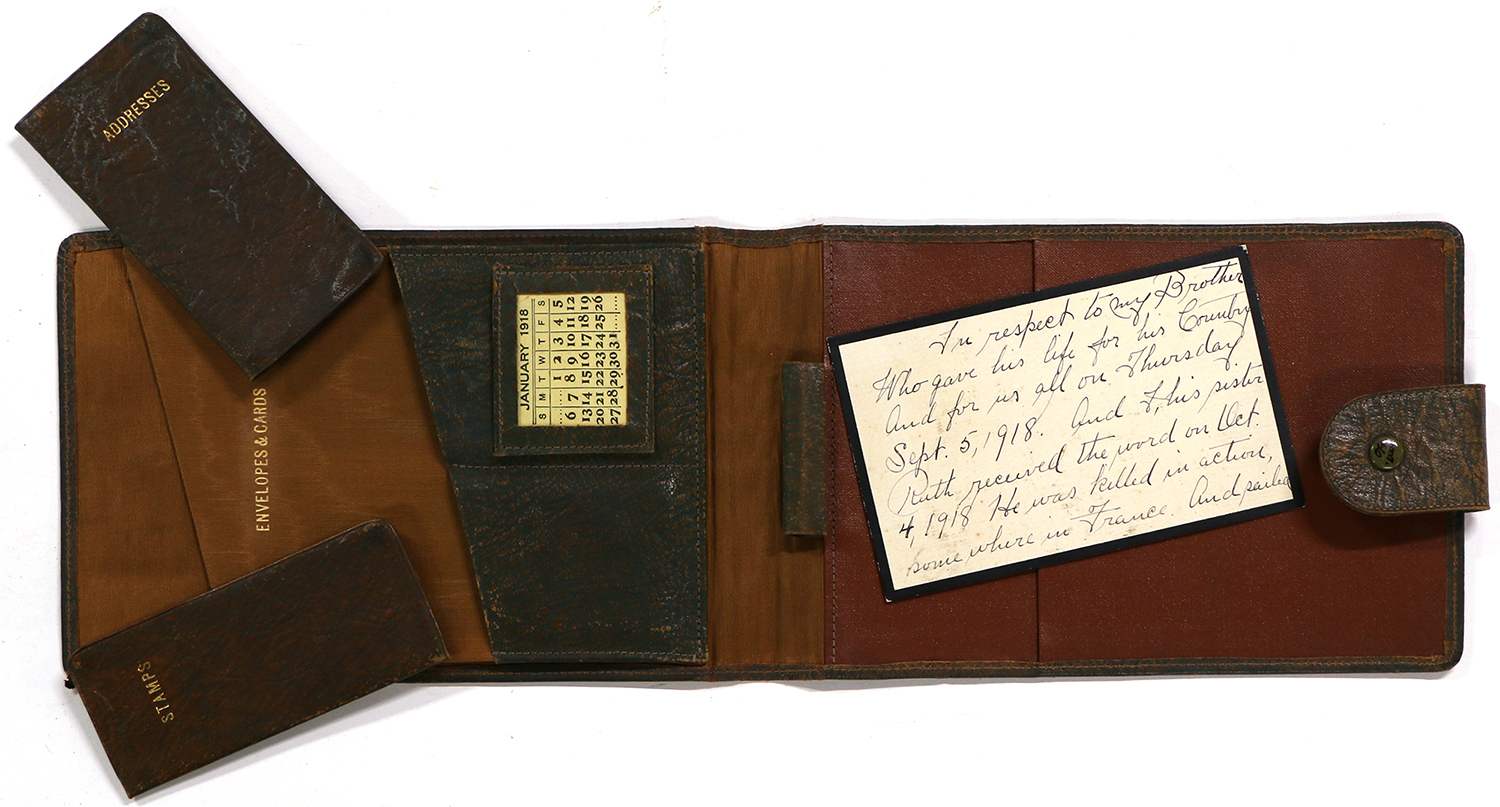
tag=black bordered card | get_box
[828,247,1304,601]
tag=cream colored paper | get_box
[517,292,627,427]
[834,253,1296,594]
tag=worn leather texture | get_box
[17,13,382,378]
[1321,385,1489,515]
[390,241,707,664]
[68,520,447,797]
[60,223,1464,681]
[781,362,827,536]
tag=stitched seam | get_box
[381,231,699,248]
[492,443,652,452]
[1448,511,1463,663]
[680,249,708,658]
[1444,206,1470,675]
[696,225,826,248]
[58,233,134,665]
[1361,501,1487,513]
[450,463,694,470]
[1446,227,1463,383]
[504,269,652,275]
[1030,237,1041,662]
[488,651,704,659]
[474,250,683,259]
[58,238,81,665]
[418,649,1455,681]
[379,223,1460,256]
[376,222,1456,247]
[59,234,126,666]
[826,241,838,664]
[819,223,1457,241]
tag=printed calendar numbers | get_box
[517,292,627,427]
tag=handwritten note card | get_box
[829,247,1303,600]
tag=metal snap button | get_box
[1368,435,1405,471]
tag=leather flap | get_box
[389,243,708,665]
[1320,385,1488,515]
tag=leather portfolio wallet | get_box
[59,221,1480,683]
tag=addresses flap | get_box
[17,13,382,377]
[68,520,447,798]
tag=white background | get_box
[2,2,1495,805]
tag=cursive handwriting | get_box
[835,253,1296,591]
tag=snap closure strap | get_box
[1320,384,1488,515]
[781,362,827,536]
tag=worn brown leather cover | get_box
[59,223,1466,681]
[17,13,383,378]
[68,519,447,797]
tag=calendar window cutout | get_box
[495,264,652,456]
[517,292,627,427]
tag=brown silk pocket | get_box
[68,244,209,648]
[113,251,490,663]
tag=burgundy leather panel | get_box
[824,240,1039,663]
[1032,238,1450,660]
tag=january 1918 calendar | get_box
[516,292,627,427]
